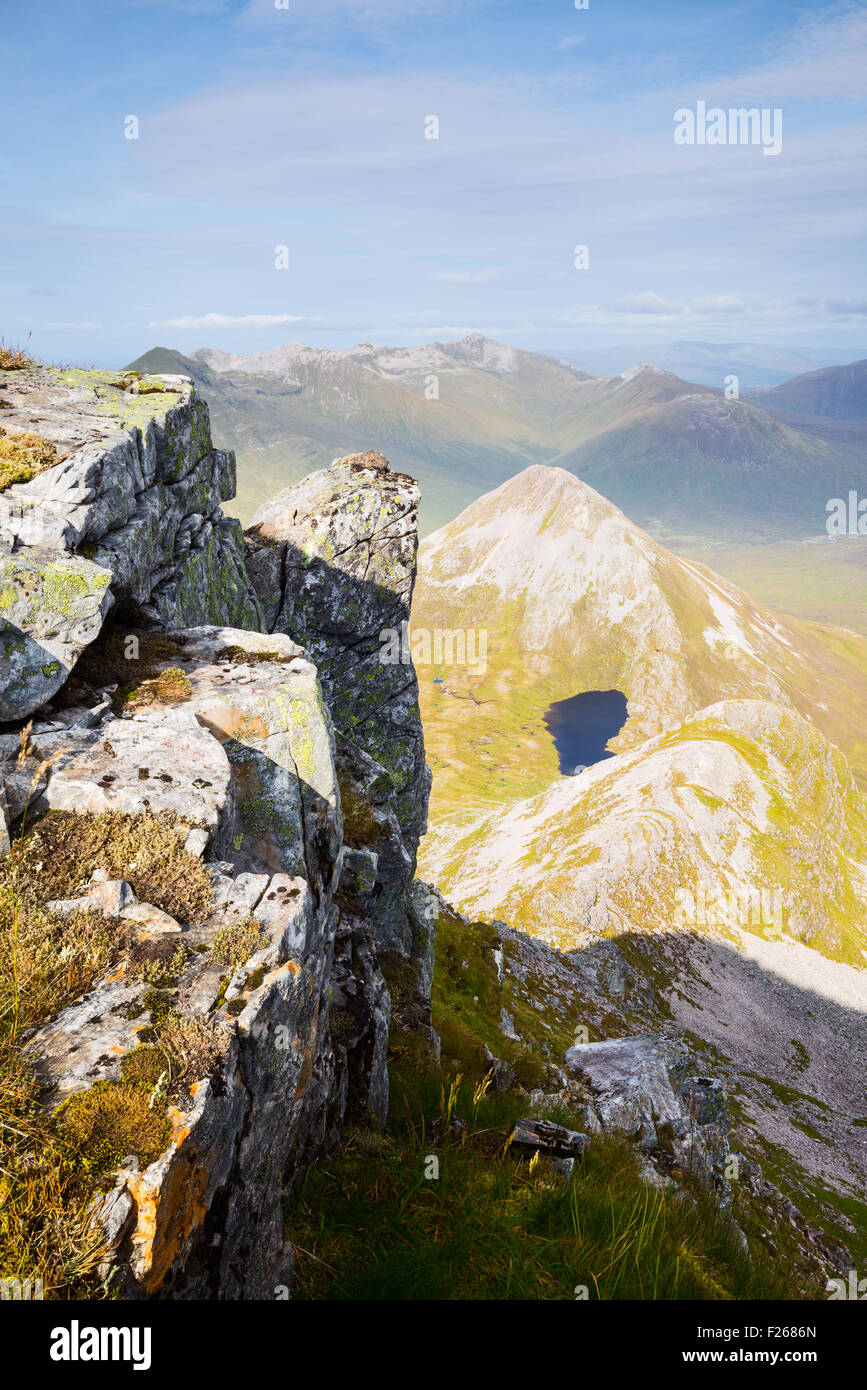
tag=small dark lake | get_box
[543,690,629,775]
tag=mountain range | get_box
[129,337,867,546]
[546,340,843,389]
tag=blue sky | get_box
[2,0,866,367]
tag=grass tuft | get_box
[26,809,213,925]
[0,428,62,492]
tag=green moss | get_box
[127,941,191,988]
[121,666,193,712]
[217,645,288,666]
[74,626,189,713]
[54,1081,172,1179]
[0,428,62,491]
[120,1047,168,1092]
[210,918,266,972]
[338,782,381,847]
[141,988,176,1027]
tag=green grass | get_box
[285,894,800,1301]
[286,1058,794,1301]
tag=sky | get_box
[2,0,866,368]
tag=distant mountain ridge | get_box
[129,337,867,542]
[747,358,867,422]
[549,339,828,388]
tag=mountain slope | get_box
[417,700,867,1223]
[130,338,591,532]
[411,465,867,834]
[750,359,867,422]
[422,698,867,966]
[128,338,867,542]
[412,473,867,1236]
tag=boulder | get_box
[0,546,113,720]
[564,1034,686,1151]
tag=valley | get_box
[129,338,867,548]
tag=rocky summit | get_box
[0,361,863,1305]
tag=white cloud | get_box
[561,294,867,328]
[43,320,103,331]
[696,2,867,104]
[147,313,308,330]
[616,292,747,318]
[433,268,499,283]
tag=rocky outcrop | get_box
[1,415,431,1295]
[246,452,429,863]
[246,453,434,1055]
[564,1034,733,1196]
[0,365,261,719]
[16,628,342,1295]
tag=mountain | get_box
[129,337,592,534]
[538,363,864,542]
[748,358,867,422]
[412,464,867,1245]
[128,337,867,544]
[550,340,826,388]
[411,464,867,833]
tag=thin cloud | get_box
[148,313,309,330]
[43,320,103,330]
[561,295,867,328]
[433,268,499,284]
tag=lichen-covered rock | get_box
[23,705,235,831]
[0,366,262,717]
[20,627,350,1295]
[564,1033,734,1197]
[0,546,113,719]
[245,451,429,859]
[245,453,436,1092]
[5,435,435,1300]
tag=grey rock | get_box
[564,1034,686,1151]
[47,879,136,919]
[0,367,262,718]
[246,452,430,861]
[509,1117,591,1161]
[0,546,113,720]
[119,902,182,935]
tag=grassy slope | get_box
[286,900,802,1301]
[423,705,867,966]
[670,537,867,638]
